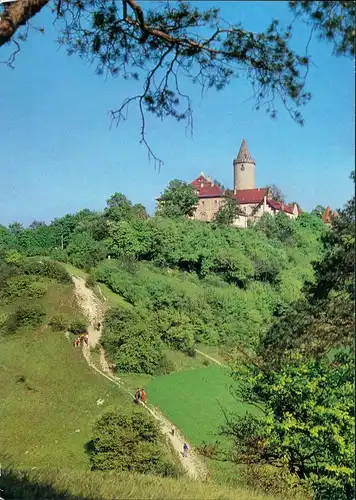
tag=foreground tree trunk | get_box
[0,0,49,47]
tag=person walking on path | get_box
[183,443,189,457]
[134,388,141,404]
[140,389,146,404]
[84,333,89,346]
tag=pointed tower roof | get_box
[236,139,255,164]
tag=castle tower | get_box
[233,139,256,190]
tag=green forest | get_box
[0,177,354,500]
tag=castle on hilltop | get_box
[191,139,301,228]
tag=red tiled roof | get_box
[232,188,267,204]
[192,175,209,187]
[191,175,224,198]
[267,199,295,214]
[196,185,224,197]
[190,177,300,215]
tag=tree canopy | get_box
[206,183,355,500]
[157,179,198,218]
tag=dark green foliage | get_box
[68,318,87,335]
[49,314,70,332]
[22,260,72,284]
[154,355,175,376]
[260,186,355,365]
[217,185,355,500]
[4,305,46,334]
[311,204,326,218]
[255,212,296,243]
[67,233,107,269]
[85,272,96,289]
[88,407,181,477]
[102,308,163,374]
[3,276,47,301]
[221,351,354,500]
[214,190,243,226]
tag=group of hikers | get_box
[73,332,89,347]
[134,388,146,404]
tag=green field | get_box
[146,365,258,447]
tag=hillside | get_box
[1,185,353,500]
[0,256,302,500]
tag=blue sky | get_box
[0,1,354,226]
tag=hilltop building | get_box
[322,206,337,226]
[191,140,301,228]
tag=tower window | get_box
[241,165,245,171]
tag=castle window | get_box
[241,165,245,171]
[214,200,218,205]
[200,212,207,220]
[201,200,205,206]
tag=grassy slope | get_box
[0,281,128,470]
[0,267,295,500]
[1,467,285,500]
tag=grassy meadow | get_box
[146,364,258,447]
[0,280,129,470]
[0,467,292,500]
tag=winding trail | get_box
[71,276,207,481]
[194,349,225,367]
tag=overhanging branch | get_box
[0,0,49,47]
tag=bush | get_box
[3,276,47,301]
[154,355,175,375]
[49,314,69,332]
[4,249,25,266]
[22,260,72,284]
[5,305,46,334]
[27,281,47,298]
[89,407,182,478]
[68,318,87,334]
[101,308,163,374]
[239,464,308,499]
[49,248,68,263]
[85,271,96,289]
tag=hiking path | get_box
[71,275,207,481]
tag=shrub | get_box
[3,276,47,301]
[4,249,25,266]
[5,305,46,334]
[89,407,181,478]
[203,359,210,366]
[0,312,9,331]
[27,281,47,298]
[239,464,308,499]
[154,355,175,375]
[102,308,163,374]
[22,260,72,284]
[85,271,96,289]
[49,248,68,263]
[68,318,87,334]
[49,314,69,332]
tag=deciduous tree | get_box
[157,179,198,218]
[214,190,242,226]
